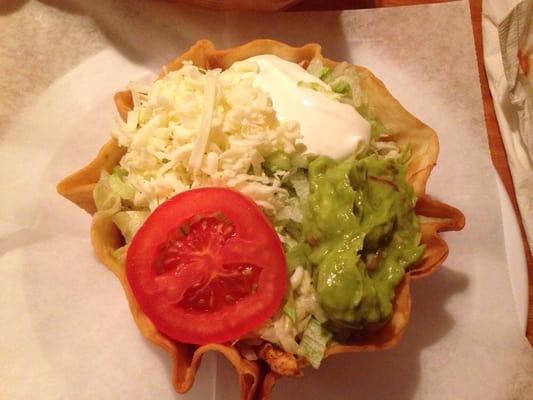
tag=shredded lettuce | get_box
[289,170,309,203]
[111,210,150,242]
[113,245,128,264]
[277,198,303,224]
[94,169,149,245]
[370,119,386,138]
[93,167,136,215]
[298,318,332,369]
[109,166,135,201]
[306,58,325,77]
[257,268,324,355]
[305,59,331,81]
[285,242,310,275]
[332,81,350,95]
[264,151,292,174]
[319,66,330,80]
[297,81,323,91]
[306,58,364,108]
[283,295,297,323]
[93,172,121,215]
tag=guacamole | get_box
[303,154,425,329]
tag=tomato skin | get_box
[126,187,287,345]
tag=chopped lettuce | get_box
[265,151,292,173]
[285,242,311,275]
[306,58,364,108]
[298,318,332,369]
[283,295,297,323]
[109,166,135,201]
[319,66,330,80]
[289,170,309,203]
[93,172,121,215]
[94,169,149,244]
[277,198,303,224]
[297,81,324,92]
[111,210,150,242]
[370,119,386,138]
[333,81,350,95]
[113,245,128,264]
[305,59,331,81]
[93,167,136,215]
[305,58,325,78]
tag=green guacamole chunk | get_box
[303,154,425,329]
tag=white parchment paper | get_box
[1,1,532,399]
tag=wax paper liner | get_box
[56,39,465,400]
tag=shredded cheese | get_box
[111,61,304,213]
[189,71,218,169]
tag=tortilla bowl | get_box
[56,39,465,400]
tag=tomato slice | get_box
[126,187,287,345]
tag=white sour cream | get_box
[243,55,370,160]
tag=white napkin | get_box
[482,0,533,253]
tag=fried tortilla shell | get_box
[57,39,465,400]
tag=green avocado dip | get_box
[302,153,425,329]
